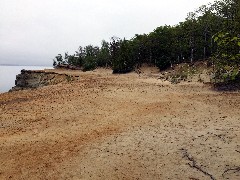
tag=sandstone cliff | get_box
[10,69,79,91]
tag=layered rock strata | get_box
[10,70,79,91]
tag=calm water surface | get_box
[0,66,53,93]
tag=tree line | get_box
[53,0,239,83]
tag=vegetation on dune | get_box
[53,0,239,84]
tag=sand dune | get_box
[0,69,240,179]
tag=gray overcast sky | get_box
[0,0,215,66]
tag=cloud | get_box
[0,0,215,66]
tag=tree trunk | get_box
[204,30,207,60]
[191,48,194,63]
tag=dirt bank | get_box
[0,68,240,179]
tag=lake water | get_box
[0,66,53,93]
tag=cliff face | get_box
[10,70,79,91]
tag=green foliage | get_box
[82,56,97,71]
[166,64,199,84]
[96,40,111,67]
[53,54,64,67]
[212,32,240,82]
[53,60,57,67]
[110,37,134,73]
[52,0,240,85]
[81,45,99,71]
[67,55,80,66]
[155,56,171,70]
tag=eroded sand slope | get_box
[0,69,240,179]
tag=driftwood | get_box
[222,167,240,177]
[180,148,215,180]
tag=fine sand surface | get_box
[0,68,240,180]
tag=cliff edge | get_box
[10,69,79,91]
